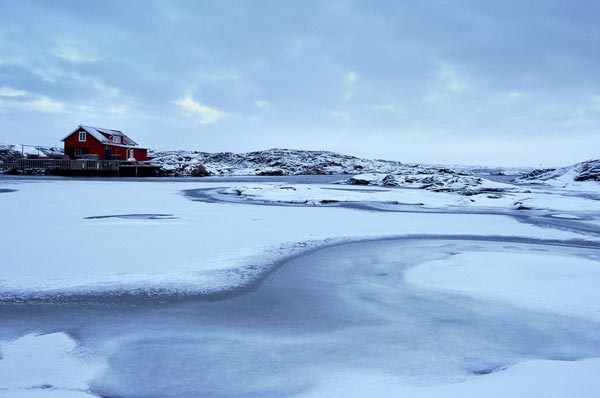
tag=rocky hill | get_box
[339,172,526,196]
[1,142,533,179]
[518,160,600,187]
[148,148,530,177]
[149,148,413,176]
[0,143,63,162]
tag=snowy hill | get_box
[0,143,63,161]
[0,143,23,162]
[2,142,531,178]
[148,148,527,177]
[518,160,600,188]
[149,148,411,176]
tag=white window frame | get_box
[112,136,122,144]
[74,148,83,156]
[78,131,86,142]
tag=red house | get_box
[62,125,150,161]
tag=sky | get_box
[0,0,599,166]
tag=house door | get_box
[128,149,135,160]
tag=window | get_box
[75,148,83,156]
[79,131,86,142]
[112,136,122,144]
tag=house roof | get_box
[61,125,141,147]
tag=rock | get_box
[257,169,286,176]
[513,201,532,210]
[190,163,211,177]
[348,173,387,185]
[338,172,524,196]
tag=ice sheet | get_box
[405,250,600,321]
[0,179,588,298]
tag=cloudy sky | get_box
[1,0,599,166]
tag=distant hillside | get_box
[0,144,23,162]
[149,148,411,176]
[518,159,600,187]
[1,142,533,178]
[148,148,529,177]
[0,143,63,162]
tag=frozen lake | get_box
[1,177,599,397]
[2,238,600,398]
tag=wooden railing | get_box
[1,159,121,171]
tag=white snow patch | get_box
[219,182,600,213]
[550,213,581,219]
[298,358,600,398]
[405,251,600,320]
[0,332,104,398]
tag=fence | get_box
[1,159,121,173]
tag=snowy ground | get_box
[1,175,599,397]
[216,181,600,211]
[2,178,591,299]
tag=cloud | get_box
[344,71,358,101]
[331,110,351,122]
[199,72,243,82]
[26,96,65,112]
[52,39,100,63]
[0,95,65,113]
[508,91,524,100]
[255,100,268,109]
[0,87,28,97]
[346,71,357,84]
[174,95,225,123]
[426,64,469,102]
[440,65,467,93]
[0,84,64,113]
[370,104,405,114]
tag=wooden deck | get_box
[1,159,160,177]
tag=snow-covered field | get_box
[1,174,599,397]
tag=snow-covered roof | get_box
[61,125,140,147]
[95,127,124,137]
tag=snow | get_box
[551,213,581,219]
[405,250,600,320]
[298,359,600,398]
[344,172,522,194]
[147,148,528,177]
[0,332,103,398]
[149,148,409,176]
[518,160,600,192]
[214,182,600,213]
[1,179,586,298]
[1,176,600,397]
[0,143,62,161]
